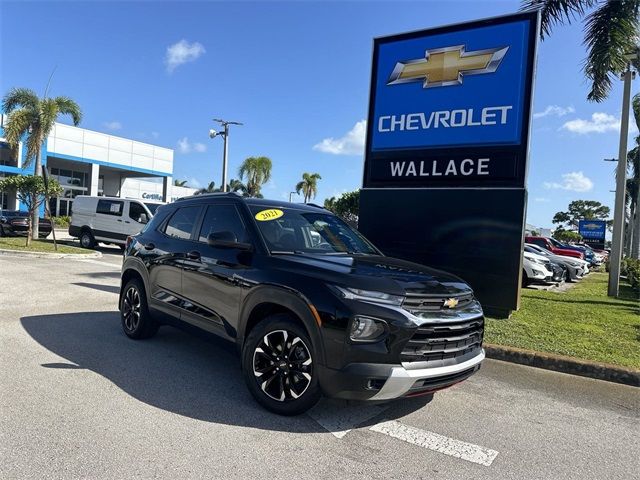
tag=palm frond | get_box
[520,0,598,38]
[2,109,35,147]
[54,96,82,125]
[2,87,39,113]
[583,0,640,102]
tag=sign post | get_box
[359,12,539,317]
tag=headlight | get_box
[350,316,387,342]
[333,286,403,306]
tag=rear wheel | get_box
[79,229,95,249]
[242,314,321,415]
[120,278,158,339]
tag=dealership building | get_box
[0,115,196,214]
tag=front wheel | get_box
[242,314,321,415]
[120,278,158,339]
[79,230,95,249]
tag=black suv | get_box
[119,193,484,415]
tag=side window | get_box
[96,199,123,216]
[128,202,149,224]
[163,206,200,240]
[198,204,248,243]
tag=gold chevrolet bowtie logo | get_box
[443,298,459,309]
[387,45,509,88]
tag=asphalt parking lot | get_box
[1,252,638,480]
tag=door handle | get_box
[143,242,155,250]
[116,219,122,222]
[124,220,130,224]
[186,250,201,260]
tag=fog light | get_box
[350,316,387,342]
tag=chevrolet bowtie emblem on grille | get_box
[443,298,459,309]
[387,45,509,88]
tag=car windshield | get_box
[526,244,550,257]
[250,206,379,255]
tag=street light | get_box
[608,51,638,297]
[289,191,297,202]
[209,118,243,192]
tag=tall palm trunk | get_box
[31,146,42,239]
[632,204,640,258]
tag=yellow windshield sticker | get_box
[255,209,284,221]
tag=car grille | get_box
[402,292,475,314]
[400,317,484,362]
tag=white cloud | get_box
[165,39,205,73]
[534,197,550,202]
[544,171,594,192]
[313,120,366,156]
[103,121,122,131]
[177,137,207,154]
[533,105,575,119]
[561,113,620,134]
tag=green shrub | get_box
[51,216,70,228]
[623,258,640,291]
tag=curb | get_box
[484,344,640,387]
[0,248,102,259]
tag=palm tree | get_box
[296,172,322,203]
[521,0,640,102]
[2,87,82,238]
[173,179,189,187]
[196,181,217,194]
[238,156,272,197]
[227,178,248,195]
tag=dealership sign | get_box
[363,12,538,188]
[359,12,539,317]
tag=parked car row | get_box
[521,235,604,287]
[0,210,52,238]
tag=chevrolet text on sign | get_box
[363,13,537,188]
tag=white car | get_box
[522,251,554,286]
[69,196,154,249]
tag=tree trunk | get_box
[31,147,42,240]
[632,208,640,259]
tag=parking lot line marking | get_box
[307,400,389,438]
[370,420,499,466]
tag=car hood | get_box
[270,253,472,296]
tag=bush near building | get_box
[622,258,640,291]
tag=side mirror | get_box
[207,231,252,251]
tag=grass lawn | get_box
[485,272,640,369]
[0,236,89,254]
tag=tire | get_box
[79,229,95,249]
[120,278,159,339]
[242,314,321,415]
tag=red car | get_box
[525,236,584,260]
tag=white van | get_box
[69,196,155,249]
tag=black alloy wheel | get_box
[243,314,321,415]
[120,278,158,339]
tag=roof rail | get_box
[175,192,242,201]
[305,203,326,210]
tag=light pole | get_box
[289,191,297,202]
[608,61,636,297]
[209,118,243,192]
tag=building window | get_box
[0,141,18,167]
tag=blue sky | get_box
[1,0,634,228]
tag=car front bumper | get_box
[317,349,485,401]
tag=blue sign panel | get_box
[579,220,606,240]
[371,19,531,151]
